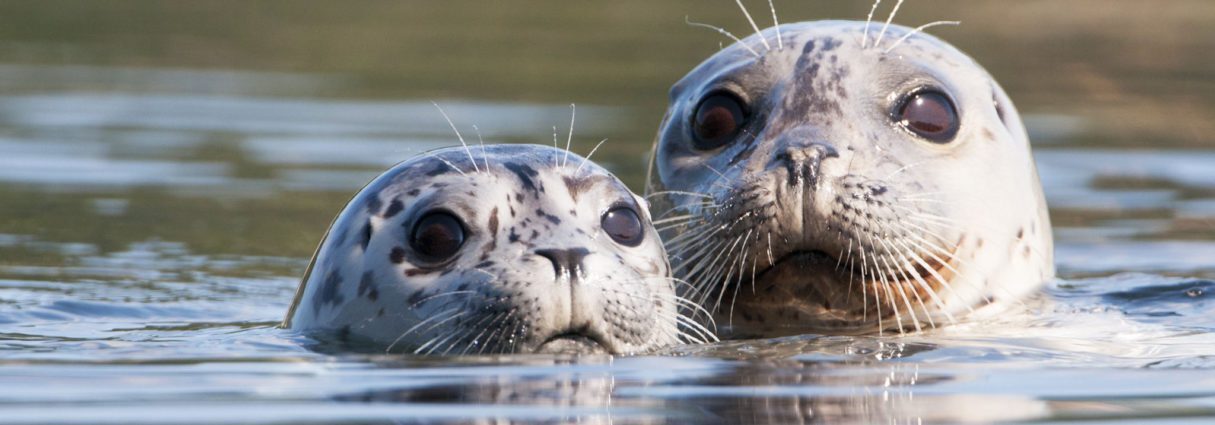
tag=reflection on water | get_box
[0,0,1214,423]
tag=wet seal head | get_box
[646,20,1054,337]
[286,144,707,355]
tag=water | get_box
[1,1,1214,423]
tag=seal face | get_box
[647,21,1054,337]
[286,144,688,355]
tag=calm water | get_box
[1,1,1214,423]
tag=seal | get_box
[646,19,1054,337]
[285,143,702,355]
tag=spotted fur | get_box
[646,21,1054,337]
[286,144,707,355]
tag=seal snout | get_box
[770,132,840,189]
[534,247,590,283]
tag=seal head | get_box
[288,144,686,355]
[647,21,1054,336]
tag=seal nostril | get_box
[535,248,590,282]
[777,142,839,188]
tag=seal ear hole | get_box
[691,91,748,151]
[601,206,644,247]
[409,211,467,263]
[895,89,960,143]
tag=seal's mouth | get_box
[534,329,609,355]
[755,249,852,282]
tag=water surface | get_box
[1,1,1214,423]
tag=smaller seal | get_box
[284,144,697,355]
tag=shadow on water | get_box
[0,0,1213,423]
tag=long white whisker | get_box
[874,0,906,48]
[431,102,479,173]
[574,138,609,176]
[472,124,491,172]
[563,103,575,168]
[422,152,468,177]
[767,0,782,49]
[886,21,961,53]
[735,0,772,51]
[685,16,761,58]
[862,0,883,48]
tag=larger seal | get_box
[286,144,697,355]
[646,21,1054,337]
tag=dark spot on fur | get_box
[425,161,453,176]
[476,260,495,269]
[407,188,421,197]
[383,200,404,218]
[314,270,346,315]
[487,207,499,234]
[365,196,383,214]
[504,162,540,194]
[390,247,406,264]
[407,290,425,306]
[537,208,561,225]
[357,271,378,303]
[338,325,351,342]
[359,222,372,250]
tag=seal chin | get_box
[534,330,610,355]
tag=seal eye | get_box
[601,206,644,247]
[897,90,959,143]
[691,92,746,150]
[410,211,466,262]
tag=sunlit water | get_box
[2,1,1215,423]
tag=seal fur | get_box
[287,144,705,354]
[646,20,1054,337]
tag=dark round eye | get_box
[410,211,466,262]
[601,206,644,247]
[897,90,959,143]
[691,92,746,150]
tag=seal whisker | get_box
[705,234,746,311]
[767,0,782,50]
[882,230,959,323]
[471,124,491,172]
[653,214,702,226]
[552,125,560,168]
[873,0,907,48]
[875,236,932,330]
[563,103,576,168]
[734,0,772,51]
[862,0,884,48]
[646,190,715,200]
[430,102,480,174]
[472,311,514,355]
[409,290,478,308]
[885,21,961,53]
[672,239,731,289]
[426,311,497,356]
[868,229,919,332]
[880,159,931,181]
[573,138,609,176]
[684,16,761,58]
[388,309,461,353]
[421,152,468,177]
